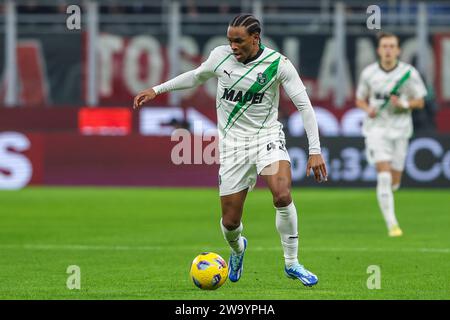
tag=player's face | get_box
[227,26,259,63]
[377,36,400,64]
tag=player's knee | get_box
[273,190,292,208]
[221,216,241,230]
[377,171,392,188]
[221,207,242,230]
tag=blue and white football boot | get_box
[228,237,247,282]
[284,263,318,287]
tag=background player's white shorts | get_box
[365,135,409,171]
[218,139,291,196]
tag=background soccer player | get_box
[133,14,327,286]
[356,32,427,237]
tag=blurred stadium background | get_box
[0,0,449,189]
[0,0,449,300]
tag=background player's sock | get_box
[377,172,399,229]
[276,202,299,267]
[392,183,400,192]
[220,219,245,254]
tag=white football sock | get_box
[392,183,400,192]
[377,172,399,229]
[275,201,299,267]
[220,219,245,254]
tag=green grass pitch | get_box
[0,187,449,300]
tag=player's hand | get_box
[306,154,328,183]
[133,88,157,110]
[389,95,409,110]
[367,106,377,118]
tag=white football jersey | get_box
[193,45,306,142]
[153,44,320,154]
[356,61,427,139]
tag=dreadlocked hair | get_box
[229,14,261,36]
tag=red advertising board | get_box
[78,107,132,135]
[40,133,219,187]
[2,131,450,189]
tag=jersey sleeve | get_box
[279,57,321,155]
[403,67,428,99]
[356,68,370,100]
[153,47,219,94]
[279,57,306,99]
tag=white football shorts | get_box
[218,139,291,196]
[365,135,409,171]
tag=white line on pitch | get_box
[0,244,449,253]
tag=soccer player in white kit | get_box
[356,32,427,237]
[133,14,327,286]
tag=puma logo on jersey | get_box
[223,70,233,78]
[221,88,265,104]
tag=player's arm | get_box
[355,70,377,118]
[389,96,424,110]
[389,68,427,111]
[356,98,377,118]
[279,57,327,183]
[133,49,218,109]
[133,70,203,109]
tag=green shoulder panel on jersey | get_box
[213,53,233,73]
[228,51,277,91]
[224,55,281,134]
